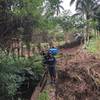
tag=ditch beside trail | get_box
[31,46,100,100]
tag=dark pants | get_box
[48,65,56,78]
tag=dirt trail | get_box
[56,46,100,100]
[30,70,57,100]
[31,86,41,100]
[31,46,100,100]
[31,80,57,100]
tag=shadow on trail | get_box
[59,36,83,49]
[59,34,94,49]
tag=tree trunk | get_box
[84,13,90,45]
[49,41,54,48]
[26,43,31,58]
[37,43,42,53]
[21,42,24,57]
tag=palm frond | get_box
[70,0,75,6]
[59,5,64,10]
[72,12,81,17]
[92,4,100,11]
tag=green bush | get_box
[0,53,44,100]
[38,90,49,100]
[86,37,100,53]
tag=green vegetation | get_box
[0,53,44,100]
[0,0,100,100]
[38,90,49,100]
[86,37,100,53]
[70,0,100,43]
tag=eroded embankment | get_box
[56,48,100,100]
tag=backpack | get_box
[48,48,59,55]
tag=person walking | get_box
[46,52,57,84]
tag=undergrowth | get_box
[38,90,49,100]
[86,37,100,53]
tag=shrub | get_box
[0,53,44,100]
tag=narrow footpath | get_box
[31,46,100,100]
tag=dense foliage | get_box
[0,0,63,52]
[0,52,43,100]
[0,1,64,99]
[0,0,100,100]
[70,0,100,42]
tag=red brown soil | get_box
[56,46,100,100]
